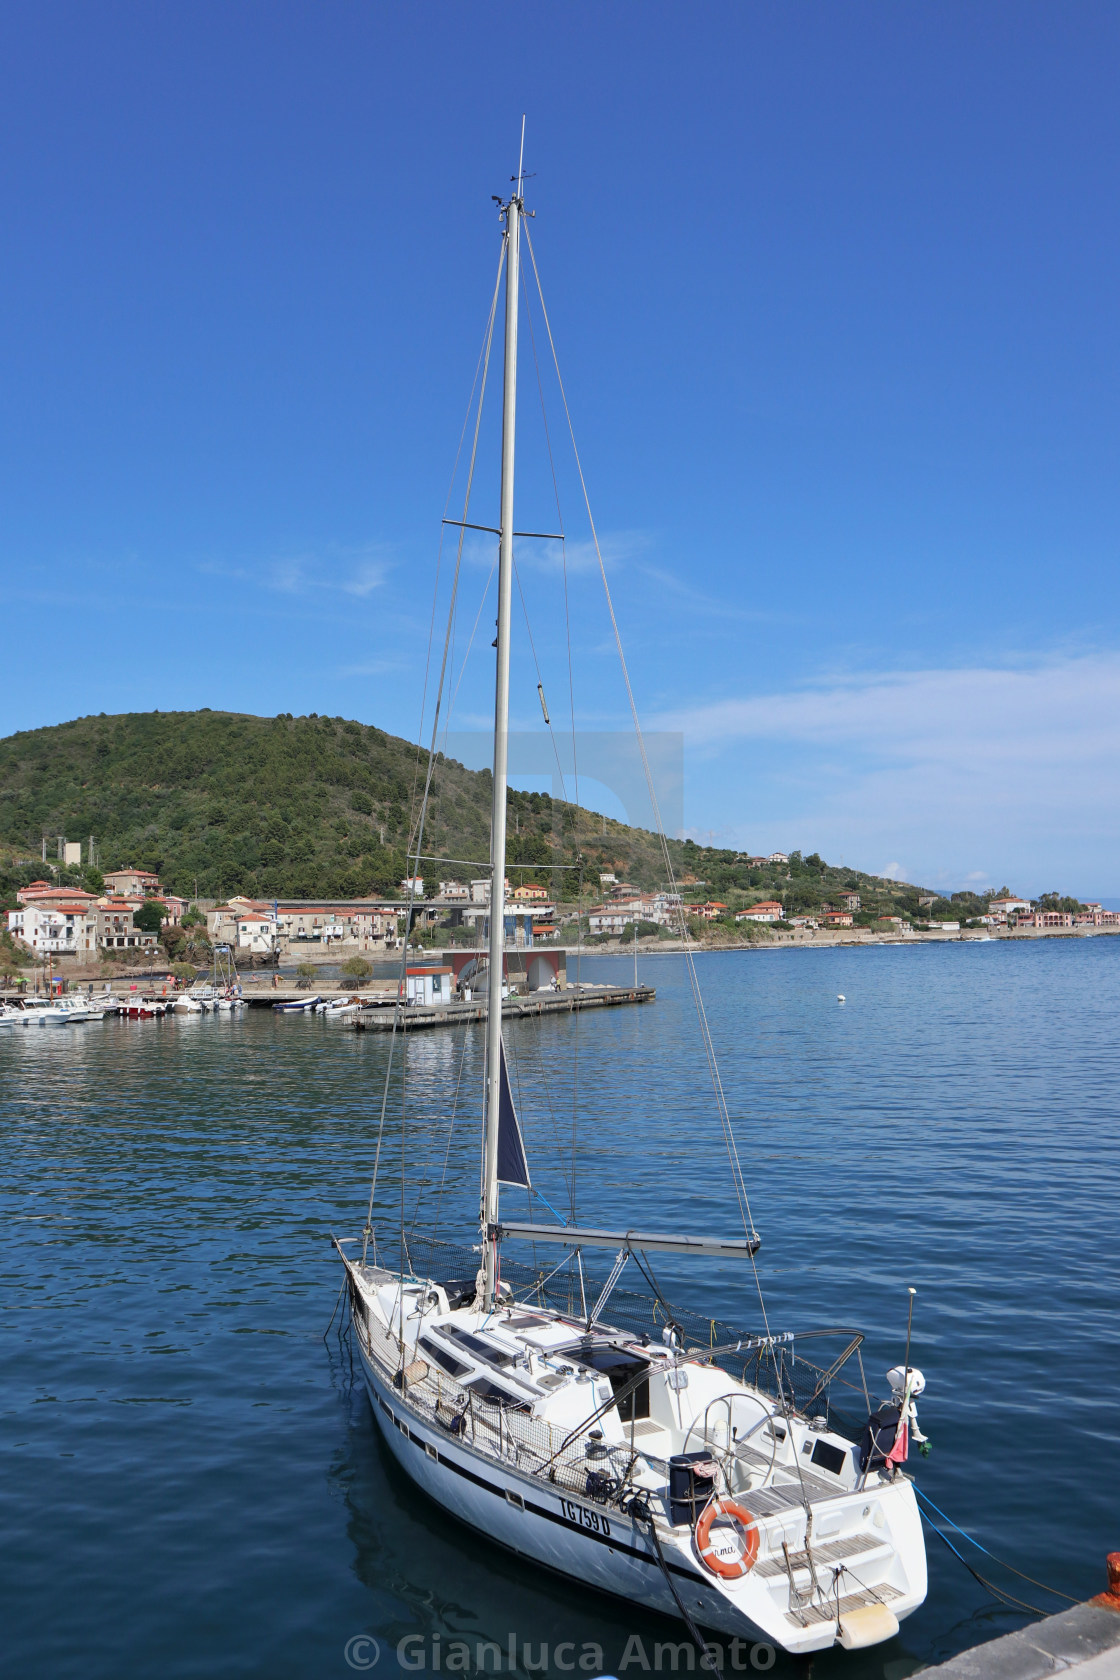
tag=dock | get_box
[0,981,656,1023]
[919,1578,1120,1678]
[350,981,655,1030]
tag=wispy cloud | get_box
[633,561,786,624]
[200,545,393,599]
[663,653,1120,769]
[658,652,1120,893]
[508,528,650,577]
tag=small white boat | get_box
[316,996,361,1016]
[27,1004,72,1026]
[58,997,97,1022]
[173,994,205,1013]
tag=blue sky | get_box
[3,3,1119,896]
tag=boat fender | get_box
[694,1499,759,1579]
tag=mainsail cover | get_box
[497,1037,531,1188]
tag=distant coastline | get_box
[568,924,1120,957]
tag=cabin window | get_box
[443,1327,516,1368]
[419,1336,471,1381]
[810,1439,847,1476]
[467,1379,530,1413]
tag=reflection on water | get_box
[2,940,1118,1677]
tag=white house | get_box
[736,901,784,924]
[404,965,453,1007]
[439,881,469,901]
[236,913,279,953]
[587,895,670,935]
[9,900,100,955]
[989,895,1032,918]
[399,877,425,898]
[588,904,632,935]
[768,852,790,865]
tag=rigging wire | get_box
[410,1026,473,1244]
[362,237,505,1265]
[444,554,498,741]
[520,247,582,1226]
[408,247,506,856]
[520,221,817,1474]
[512,559,570,798]
[522,221,758,1246]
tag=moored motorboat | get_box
[316,995,361,1017]
[122,997,169,1018]
[20,998,72,1026]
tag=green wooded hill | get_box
[0,709,929,911]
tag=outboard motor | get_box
[858,1367,929,1473]
[887,1365,929,1447]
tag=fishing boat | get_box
[273,994,321,1012]
[334,143,928,1657]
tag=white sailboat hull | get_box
[348,1276,926,1657]
[357,1341,787,1644]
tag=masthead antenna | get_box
[517,115,526,197]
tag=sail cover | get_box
[497,1038,531,1188]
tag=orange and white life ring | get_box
[694,1499,759,1579]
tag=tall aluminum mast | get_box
[480,176,522,1307]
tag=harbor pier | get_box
[918,1561,1120,1678]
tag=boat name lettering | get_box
[558,1496,611,1536]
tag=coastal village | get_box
[3,839,1116,991]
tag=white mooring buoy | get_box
[837,993,846,1003]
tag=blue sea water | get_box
[3,940,1119,1679]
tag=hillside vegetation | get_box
[0,708,932,910]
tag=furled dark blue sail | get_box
[497,1038,531,1188]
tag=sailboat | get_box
[334,146,928,1658]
